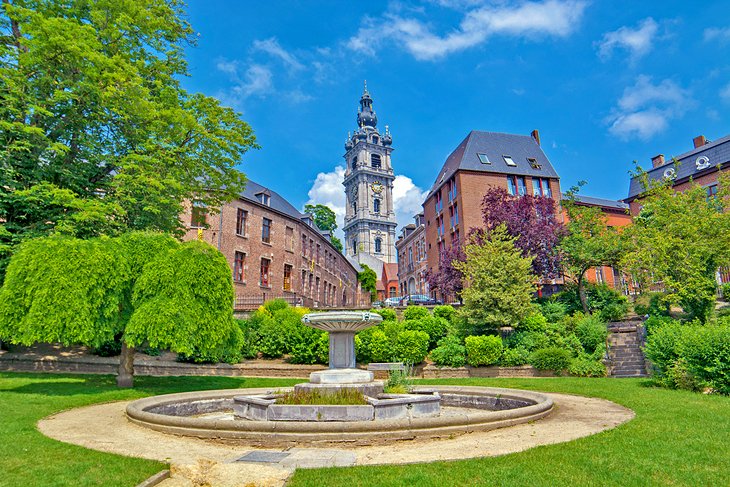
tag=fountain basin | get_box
[232,392,441,422]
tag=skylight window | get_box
[527,157,541,169]
[503,155,517,167]
[477,153,491,164]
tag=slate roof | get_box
[240,179,308,221]
[428,131,560,196]
[626,134,730,200]
[566,194,629,211]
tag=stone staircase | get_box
[607,322,648,378]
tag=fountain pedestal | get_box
[295,311,384,397]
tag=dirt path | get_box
[38,392,633,486]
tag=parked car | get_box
[405,294,442,306]
[383,296,406,307]
[371,300,383,308]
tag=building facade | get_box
[422,130,562,298]
[181,179,363,310]
[396,212,428,296]
[342,83,398,273]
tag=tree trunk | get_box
[117,341,135,388]
[578,272,589,314]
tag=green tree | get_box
[0,0,257,280]
[559,185,625,313]
[304,203,343,252]
[454,225,536,333]
[0,233,242,387]
[357,263,378,300]
[621,171,730,322]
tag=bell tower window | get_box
[371,153,381,168]
[372,136,379,145]
[373,199,380,214]
[352,155,358,170]
[374,237,382,253]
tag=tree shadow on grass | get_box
[1,372,299,397]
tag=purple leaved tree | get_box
[481,188,565,279]
[425,238,466,302]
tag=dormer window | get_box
[477,153,491,164]
[257,193,271,206]
[371,153,382,169]
[527,157,541,169]
[503,155,517,167]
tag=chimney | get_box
[693,135,707,148]
[651,154,665,168]
[531,129,540,146]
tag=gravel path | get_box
[38,392,633,486]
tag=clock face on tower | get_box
[371,181,383,194]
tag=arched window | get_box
[374,237,382,253]
[373,198,380,213]
[371,153,381,168]
[352,155,358,169]
[372,136,379,145]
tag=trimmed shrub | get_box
[236,319,259,359]
[355,328,391,364]
[429,335,466,367]
[433,305,456,323]
[643,321,685,381]
[519,312,548,332]
[505,331,550,352]
[499,347,530,366]
[392,330,429,364]
[529,347,571,371]
[540,301,566,323]
[575,315,607,354]
[371,308,396,322]
[465,335,503,366]
[404,315,449,349]
[289,326,327,364]
[678,325,730,395]
[403,305,430,321]
[568,355,607,377]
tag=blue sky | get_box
[182,0,730,235]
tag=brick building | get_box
[395,212,428,296]
[626,133,730,215]
[422,130,562,298]
[181,179,363,310]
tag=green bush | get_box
[371,308,397,322]
[519,312,548,332]
[90,333,123,357]
[391,330,429,364]
[236,319,259,359]
[560,311,586,333]
[600,302,628,322]
[404,315,449,349]
[529,347,571,371]
[554,283,628,318]
[260,298,289,314]
[540,301,566,323]
[289,326,327,364]
[505,331,550,352]
[575,315,607,354]
[643,315,678,336]
[499,347,530,366]
[465,335,503,366]
[568,355,607,377]
[429,335,466,367]
[722,283,730,301]
[678,325,730,395]
[648,293,671,317]
[643,321,685,381]
[433,305,456,323]
[403,305,430,321]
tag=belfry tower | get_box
[342,82,397,266]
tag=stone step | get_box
[611,373,649,378]
[612,367,647,373]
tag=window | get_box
[596,267,604,285]
[435,191,443,213]
[283,264,292,291]
[373,198,380,213]
[315,276,320,300]
[352,239,357,254]
[508,176,526,196]
[260,258,270,287]
[316,244,321,264]
[257,193,271,206]
[389,286,396,298]
[503,155,517,167]
[372,136,379,145]
[301,234,307,256]
[408,247,413,266]
[447,177,457,202]
[371,153,382,168]
[453,204,459,225]
[507,176,517,196]
[262,218,271,243]
[374,237,382,253]
[532,178,552,197]
[301,270,307,293]
[527,157,541,169]
[190,201,207,228]
[477,153,491,164]
[236,208,247,236]
[233,252,245,282]
[707,184,718,199]
[352,155,358,169]
[285,226,294,251]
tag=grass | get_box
[1,373,729,486]
[276,388,367,405]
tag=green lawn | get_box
[1,373,729,487]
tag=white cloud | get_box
[305,167,428,241]
[215,61,274,104]
[596,18,659,62]
[720,82,730,103]
[704,26,730,43]
[606,76,692,140]
[252,37,304,72]
[347,0,587,61]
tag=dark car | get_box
[405,294,442,306]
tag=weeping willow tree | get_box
[0,232,241,387]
